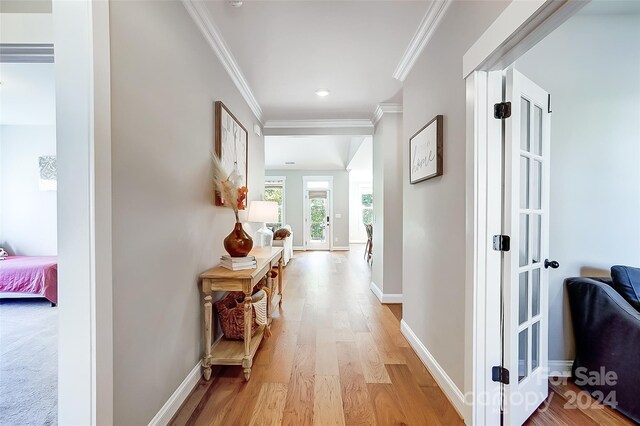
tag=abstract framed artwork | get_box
[214,101,248,207]
[38,155,57,191]
[409,115,443,184]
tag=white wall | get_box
[0,125,57,255]
[515,13,640,361]
[402,0,509,391]
[349,178,371,243]
[348,137,372,243]
[266,169,350,248]
[108,1,264,424]
[372,112,403,296]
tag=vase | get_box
[224,222,253,257]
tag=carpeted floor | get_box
[0,298,57,426]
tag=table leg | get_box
[243,291,252,381]
[202,282,212,380]
[278,256,283,305]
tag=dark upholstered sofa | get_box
[566,268,640,424]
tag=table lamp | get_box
[247,200,279,248]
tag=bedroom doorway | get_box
[0,30,59,425]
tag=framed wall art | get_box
[215,101,248,206]
[409,115,443,184]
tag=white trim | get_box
[369,282,403,304]
[349,240,367,244]
[462,0,588,78]
[181,0,263,123]
[372,103,403,125]
[392,0,452,81]
[264,119,373,130]
[331,246,350,251]
[293,246,306,251]
[148,363,202,426]
[548,360,573,378]
[401,320,467,419]
[370,281,383,301]
[54,1,113,423]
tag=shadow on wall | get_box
[580,266,610,277]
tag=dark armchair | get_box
[566,276,640,423]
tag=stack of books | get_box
[220,255,256,271]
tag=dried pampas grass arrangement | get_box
[211,153,248,222]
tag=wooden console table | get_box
[199,247,283,381]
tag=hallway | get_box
[171,247,464,425]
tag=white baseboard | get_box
[400,320,467,421]
[331,246,350,251]
[293,246,306,251]
[369,282,403,304]
[350,240,367,244]
[148,362,202,426]
[548,360,573,378]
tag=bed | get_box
[0,256,58,306]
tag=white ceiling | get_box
[265,134,369,170]
[203,0,430,121]
[0,63,56,125]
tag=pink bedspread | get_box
[0,256,58,304]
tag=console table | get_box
[199,247,283,381]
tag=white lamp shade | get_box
[247,200,278,223]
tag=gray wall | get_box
[266,170,350,248]
[109,1,264,423]
[516,14,640,362]
[402,0,509,391]
[372,113,403,295]
[0,125,57,255]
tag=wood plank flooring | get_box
[172,247,634,425]
[526,379,636,426]
[171,247,463,426]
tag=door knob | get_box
[544,259,559,269]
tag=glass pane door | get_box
[503,68,551,426]
[306,190,330,250]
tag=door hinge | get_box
[492,366,510,384]
[494,102,512,119]
[493,235,511,252]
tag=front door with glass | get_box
[305,190,331,250]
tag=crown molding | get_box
[392,0,452,82]
[373,103,403,124]
[263,119,374,129]
[182,0,263,123]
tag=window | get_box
[361,189,373,226]
[264,177,285,230]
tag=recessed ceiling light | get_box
[229,1,243,7]
[315,89,330,97]
[285,161,295,165]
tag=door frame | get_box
[53,1,113,424]
[302,175,334,250]
[462,1,588,425]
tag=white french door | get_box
[502,68,552,425]
[305,189,331,250]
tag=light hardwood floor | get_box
[171,247,464,426]
[526,379,635,426]
[171,247,634,425]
